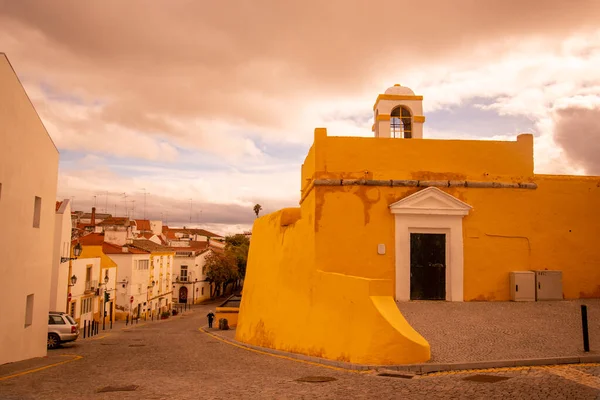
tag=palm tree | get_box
[253,204,262,218]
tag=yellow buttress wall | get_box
[236,195,430,365]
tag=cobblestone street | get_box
[398,299,600,363]
[2,302,600,399]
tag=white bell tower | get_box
[372,84,425,139]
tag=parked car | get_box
[47,311,79,349]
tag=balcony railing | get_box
[84,279,98,293]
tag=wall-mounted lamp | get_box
[61,242,82,263]
[69,275,77,286]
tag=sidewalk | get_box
[203,299,600,374]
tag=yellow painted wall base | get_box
[215,307,239,327]
[236,207,430,365]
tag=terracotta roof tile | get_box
[55,201,63,212]
[72,233,104,246]
[135,219,151,231]
[98,217,130,226]
[190,228,223,238]
[102,242,149,254]
[130,239,174,253]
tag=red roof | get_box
[102,242,149,254]
[135,219,151,231]
[72,233,104,246]
[189,241,209,250]
[98,217,130,226]
[56,201,63,212]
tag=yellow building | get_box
[236,84,600,365]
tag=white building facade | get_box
[0,53,60,365]
[172,248,212,305]
[50,200,73,313]
[106,245,152,320]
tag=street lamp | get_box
[61,242,82,263]
[65,242,83,313]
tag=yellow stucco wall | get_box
[313,177,600,301]
[236,198,430,365]
[239,128,600,365]
[215,307,239,327]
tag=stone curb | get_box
[204,327,600,374]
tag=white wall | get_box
[147,253,174,315]
[150,220,162,236]
[172,251,211,304]
[0,54,60,365]
[50,200,72,312]
[111,253,151,317]
[104,230,128,246]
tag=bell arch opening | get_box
[391,106,412,138]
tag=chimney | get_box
[91,207,96,225]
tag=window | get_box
[138,260,149,270]
[33,196,42,228]
[180,265,188,282]
[69,301,76,318]
[391,106,412,138]
[80,297,92,315]
[25,294,34,327]
[85,265,92,290]
[202,266,206,275]
[201,287,204,296]
[49,315,65,325]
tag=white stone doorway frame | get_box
[390,187,473,302]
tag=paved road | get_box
[2,302,600,400]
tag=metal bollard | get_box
[582,305,590,352]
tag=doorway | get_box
[410,233,446,300]
[178,286,188,304]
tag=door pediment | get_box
[390,187,473,216]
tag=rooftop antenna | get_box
[122,192,128,218]
[93,195,97,208]
[189,198,193,225]
[104,191,109,214]
[142,189,148,220]
[130,200,136,219]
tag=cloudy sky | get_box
[1,1,599,235]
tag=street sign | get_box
[67,293,72,302]
[130,296,134,303]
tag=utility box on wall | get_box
[532,270,563,301]
[509,271,535,302]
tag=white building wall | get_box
[104,230,127,246]
[147,253,174,316]
[172,251,211,305]
[150,220,162,236]
[0,54,60,365]
[50,200,72,312]
[110,253,151,319]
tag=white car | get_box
[47,311,79,349]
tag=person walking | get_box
[207,310,215,328]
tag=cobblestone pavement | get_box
[2,301,600,399]
[398,299,600,363]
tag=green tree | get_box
[253,204,262,218]
[204,251,238,298]
[225,234,250,287]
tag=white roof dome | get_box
[384,84,415,96]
